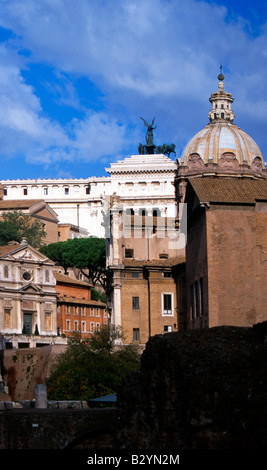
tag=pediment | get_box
[19,283,44,294]
[30,204,59,222]
[10,245,55,265]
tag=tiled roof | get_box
[0,242,21,256]
[122,256,185,268]
[53,271,93,287]
[188,177,267,204]
[57,295,106,307]
[0,199,45,209]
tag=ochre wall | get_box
[186,209,209,329]
[206,204,267,327]
[120,269,178,344]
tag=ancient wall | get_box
[1,344,66,401]
[0,406,117,449]
[116,322,267,449]
[1,324,267,450]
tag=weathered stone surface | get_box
[0,408,117,449]
[116,323,267,449]
[1,344,66,401]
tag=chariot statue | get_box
[138,116,176,157]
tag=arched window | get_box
[139,209,147,216]
[126,208,134,216]
[153,208,161,217]
[4,265,9,278]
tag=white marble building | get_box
[1,153,177,239]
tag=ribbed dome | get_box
[181,121,263,167]
[179,72,266,177]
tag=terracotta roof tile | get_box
[53,271,93,287]
[0,199,45,209]
[188,177,267,204]
[0,242,21,256]
[57,295,106,307]
[122,256,185,268]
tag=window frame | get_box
[132,296,139,310]
[133,328,140,342]
[3,265,9,279]
[161,292,174,316]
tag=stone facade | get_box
[0,239,62,349]
[1,153,177,239]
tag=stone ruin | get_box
[116,322,267,449]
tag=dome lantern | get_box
[208,68,235,123]
[177,72,266,182]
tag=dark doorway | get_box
[23,313,32,334]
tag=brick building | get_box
[54,272,107,338]
[115,257,185,344]
[175,72,267,330]
[107,194,185,344]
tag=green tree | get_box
[91,287,106,303]
[40,237,106,287]
[39,240,72,274]
[46,326,140,401]
[0,210,46,247]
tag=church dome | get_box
[179,72,266,178]
[180,121,263,166]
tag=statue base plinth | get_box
[145,145,156,154]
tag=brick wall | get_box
[186,202,267,329]
[206,205,267,327]
[120,268,178,344]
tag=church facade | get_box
[0,238,63,349]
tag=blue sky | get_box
[0,0,266,180]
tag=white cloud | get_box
[1,0,265,102]
[0,0,266,170]
[68,112,128,158]
[0,46,129,164]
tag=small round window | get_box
[22,271,32,281]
